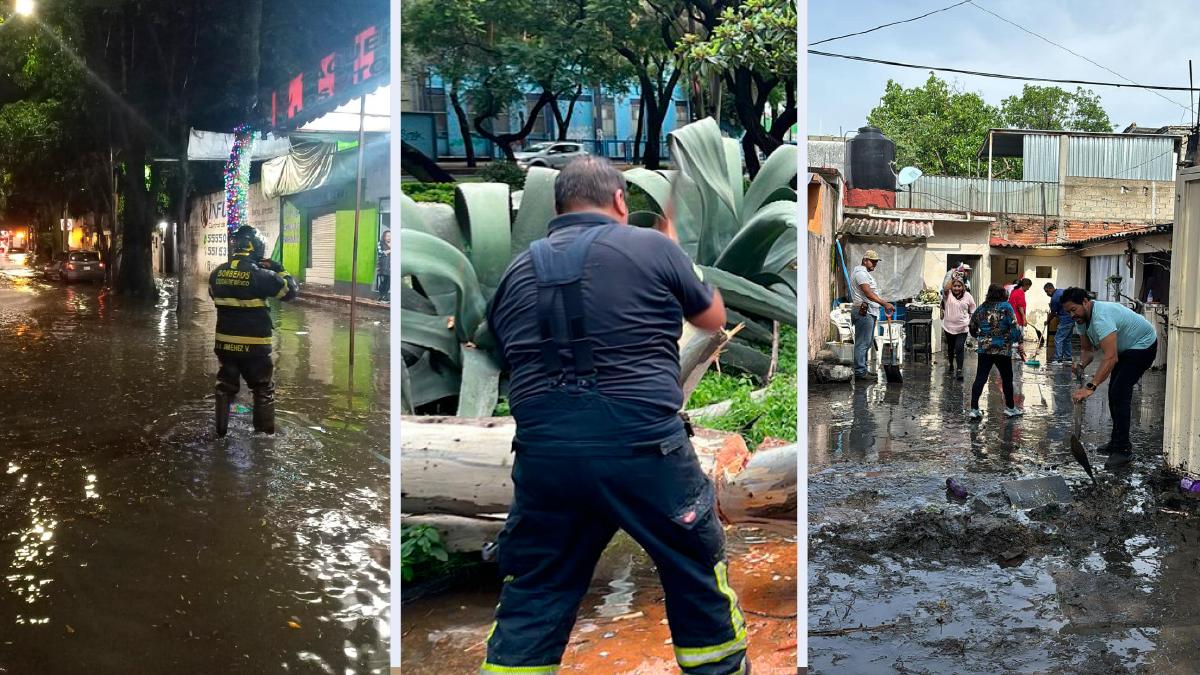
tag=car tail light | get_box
[98,262,105,269]
[67,263,76,270]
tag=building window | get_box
[1036,266,1052,279]
[630,98,641,133]
[601,98,616,137]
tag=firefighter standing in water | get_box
[208,225,298,437]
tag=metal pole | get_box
[349,94,367,385]
[987,130,994,211]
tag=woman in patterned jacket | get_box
[966,284,1026,420]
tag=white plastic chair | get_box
[874,318,905,369]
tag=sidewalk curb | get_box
[294,288,391,316]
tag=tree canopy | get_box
[867,74,1115,179]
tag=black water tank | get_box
[847,126,896,190]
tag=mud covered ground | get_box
[401,530,798,673]
[808,352,1200,674]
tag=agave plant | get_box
[624,117,798,328]
[400,117,797,415]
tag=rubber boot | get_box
[252,387,276,435]
[215,390,232,438]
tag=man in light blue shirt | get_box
[849,250,895,380]
[1062,287,1158,468]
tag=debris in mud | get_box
[1001,476,1073,509]
[814,506,1057,566]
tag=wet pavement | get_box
[0,253,390,673]
[400,529,798,673]
[808,349,1200,674]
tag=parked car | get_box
[514,142,588,169]
[55,250,105,283]
[41,253,65,279]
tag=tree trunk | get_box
[633,95,645,164]
[174,122,192,310]
[449,83,476,168]
[398,416,796,535]
[116,137,156,298]
[643,97,669,170]
[474,90,554,162]
[560,85,583,141]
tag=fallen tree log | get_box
[400,416,796,534]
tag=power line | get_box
[966,1,1190,114]
[810,0,971,47]
[808,50,1200,92]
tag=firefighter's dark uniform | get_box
[208,227,297,436]
[482,212,749,674]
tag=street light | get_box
[158,221,167,233]
[14,0,34,17]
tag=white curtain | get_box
[261,142,336,199]
[1088,255,1131,302]
[844,240,927,302]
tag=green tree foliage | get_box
[1000,84,1113,132]
[867,75,1115,179]
[867,74,1001,178]
[405,0,630,162]
[676,0,797,174]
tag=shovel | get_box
[883,315,903,384]
[1069,368,1097,484]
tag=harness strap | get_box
[528,225,609,385]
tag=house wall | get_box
[186,184,282,284]
[922,221,993,295]
[807,177,836,359]
[1062,177,1175,223]
[989,250,1086,329]
[923,221,992,353]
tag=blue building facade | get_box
[420,74,692,161]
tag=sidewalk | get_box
[295,284,391,314]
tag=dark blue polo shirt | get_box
[487,212,715,445]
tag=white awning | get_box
[186,128,293,162]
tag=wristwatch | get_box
[1085,382,1097,391]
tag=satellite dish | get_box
[898,166,923,186]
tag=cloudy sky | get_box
[807,0,1198,137]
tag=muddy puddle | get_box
[0,267,389,673]
[808,355,1200,673]
[401,529,798,673]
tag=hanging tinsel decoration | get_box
[224,124,255,235]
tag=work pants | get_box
[1107,342,1158,449]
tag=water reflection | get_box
[0,278,389,672]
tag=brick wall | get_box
[1062,177,1174,222]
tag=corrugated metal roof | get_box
[1068,135,1175,181]
[896,175,1058,216]
[840,217,934,238]
[1022,133,1060,182]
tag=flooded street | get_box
[808,350,1200,674]
[0,254,389,673]
[401,530,798,673]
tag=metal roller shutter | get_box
[306,213,336,285]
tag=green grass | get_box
[689,325,798,449]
